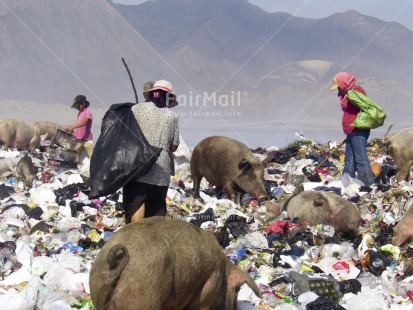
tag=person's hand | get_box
[66,126,74,133]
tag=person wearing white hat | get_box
[123,80,180,223]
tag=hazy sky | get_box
[113,0,413,31]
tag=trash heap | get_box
[0,136,413,310]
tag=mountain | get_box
[1,0,412,147]
[112,0,413,87]
[0,0,162,105]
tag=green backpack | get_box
[348,89,386,129]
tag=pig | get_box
[15,153,36,188]
[0,119,40,151]
[89,217,261,310]
[284,190,361,238]
[0,157,20,179]
[33,121,64,141]
[392,199,413,246]
[386,127,413,181]
[190,136,272,202]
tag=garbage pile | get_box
[0,136,413,310]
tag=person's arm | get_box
[170,115,179,152]
[66,118,91,133]
[170,144,178,152]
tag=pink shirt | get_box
[74,108,93,140]
[339,85,366,134]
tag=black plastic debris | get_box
[312,186,341,195]
[54,183,89,204]
[215,227,230,248]
[375,164,397,185]
[78,238,105,250]
[306,154,334,168]
[306,172,322,183]
[375,226,394,248]
[0,183,15,200]
[190,208,216,227]
[268,141,302,164]
[281,245,305,257]
[265,180,280,199]
[0,241,17,273]
[26,206,43,220]
[267,233,283,248]
[266,168,283,175]
[30,221,54,234]
[268,276,289,287]
[224,214,247,238]
[363,250,391,276]
[272,254,291,269]
[80,224,92,236]
[306,297,346,310]
[338,279,362,294]
[47,247,63,257]
[70,201,87,217]
[288,229,314,246]
[0,241,16,253]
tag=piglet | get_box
[284,190,361,239]
[16,153,36,189]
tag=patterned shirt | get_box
[132,102,179,186]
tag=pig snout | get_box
[246,183,268,202]
[24,175,35,187]
[257,194,267,203]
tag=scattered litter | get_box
[0,136,412,309]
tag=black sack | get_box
[88,103,162,198]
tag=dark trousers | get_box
[122,181,168,223]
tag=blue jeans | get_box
[343,130,375,186]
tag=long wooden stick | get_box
[122,58,138,103]
[383,123,394,141]
[310,139,346,176]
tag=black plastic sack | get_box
[306,297,346,310]
[88,103,162,198]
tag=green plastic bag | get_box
[348,90,386,129]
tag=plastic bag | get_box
[348,90,386,129]
[88,103,162,198]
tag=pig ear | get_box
[238,158,252,175]
[40,134,48,141]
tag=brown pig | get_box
[0,119,40,151]
[89,217,261,310]
[190,136,272,202]
[387,127,413,181]
[33,121,64,141]
[15,153,37,188]
[392,199,413,246]
[284,190,361,238]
